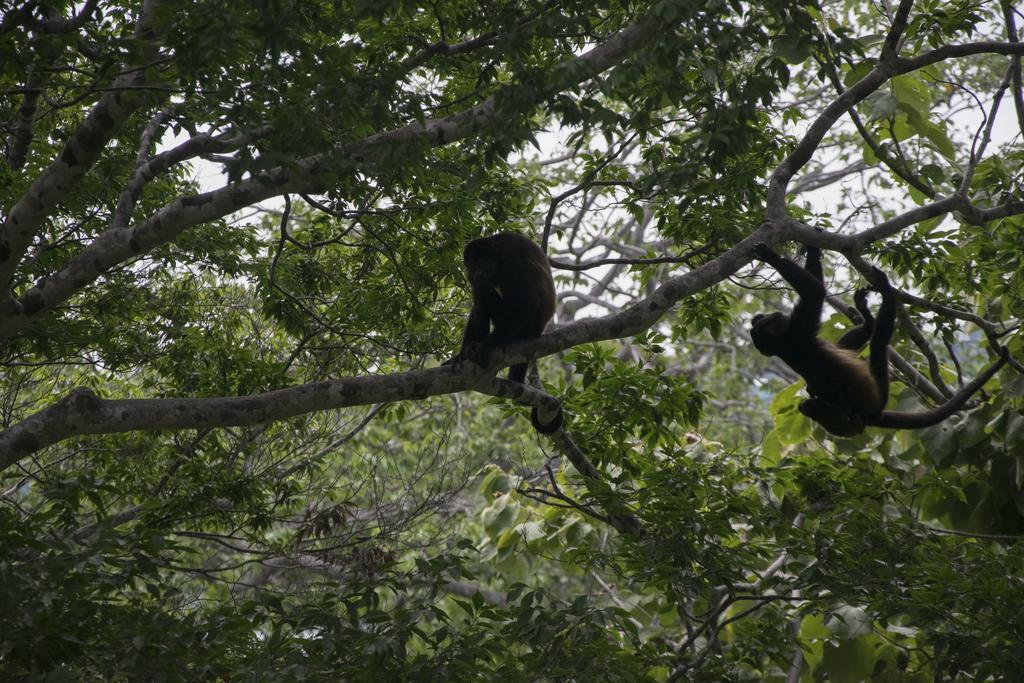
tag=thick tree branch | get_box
[29,0,99,33]
[0,221,773,465]
[0,0,168,299]
[765,40,1024,218]
[818,58,934,197]
[7,67,46,171]
[0,12,660,341]
[880,0,915,61]
[894,40,1024,72]
[0,187,1011,466]
[3,15,1020,467]
[111,129,241,229]
[764,0,917,215]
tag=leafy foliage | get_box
[1,0,1023,680]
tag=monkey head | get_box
[463,239,499,286]
[750,312,789,356]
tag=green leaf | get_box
[822,637,878,683]
[843,61,876,86]
[921,121,956,160]
[891,75,932,116]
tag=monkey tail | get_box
[530,405,564,434]
[869,354,1007,430]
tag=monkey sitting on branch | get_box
[750,243,1006,437]
[444,232,563,434]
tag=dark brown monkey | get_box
[752,243,1006,436]
[446,232,563,433]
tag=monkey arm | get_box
[753,243,826,338]
[802,245,824,283]
[775,253,827,302]
[754,244,826,295]
[442,285,500,366]
[461,299,492,347]
[868,353,1007,429]
[780,265,826,340]
[754,244,826,300]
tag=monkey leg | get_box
[486,309,540,379]
[508,362,528,383]
[799,398,865,437]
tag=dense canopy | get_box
[2,0,1023,679]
